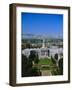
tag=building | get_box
[22,38,63,60]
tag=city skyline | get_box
[21,12,63,38]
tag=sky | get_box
[21,12,63,38]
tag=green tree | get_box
[29,50,36,60]
[22,54,28,77]
[58,58,63,75]
[22,51,41,77]
[54,53,58,66]
[29,50,39,64]
[51,56,56,65]
[34,53,39,64]
[29,50,41,76]
[22,54,33,77]
[48,50,50,56]
[54,53,58,60]
[31,67,41,76]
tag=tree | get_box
[22,54,28,77]
[29,50,36,60]
[54,53,58,66]
[28,50,41,76]
[22,51,41,77]
[58,58,63,75]
[48,50,50,56]
[51,56,56,65]
[31,67,41,76]
[34,53,39,64]
[29,50,39,64]
[54,53,58,60]
[22,54,33,77]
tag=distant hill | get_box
[22,34,63,40]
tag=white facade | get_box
[22,46,63,60]
[22,38,63,59]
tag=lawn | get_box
[38,58,58,73]
[38,58,53,65]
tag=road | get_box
[41,70,52,76]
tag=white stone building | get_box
[22,39,63,60]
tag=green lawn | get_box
[34,58,61,75]
[38,58,53,65]
[38,58,58,72]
